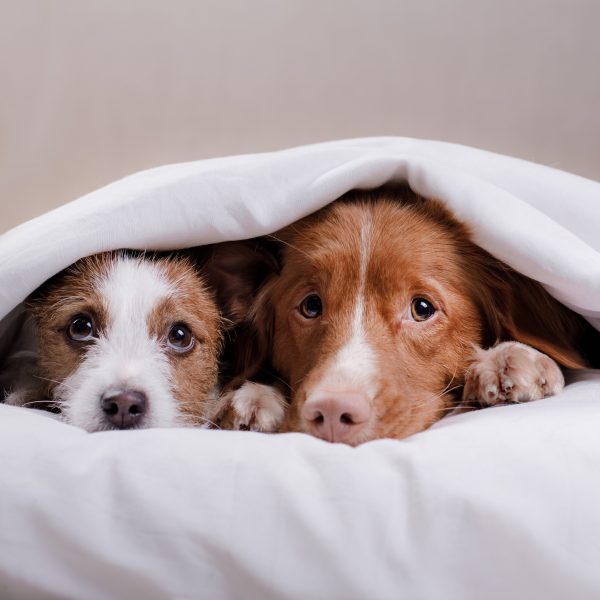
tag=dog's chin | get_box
[297,406,442,445]
[64,410,190,433]
[310,431,375,447]
[88,417,147,433]
[57,385,184,433]
[297,419,377,447]
[60,410,137,433]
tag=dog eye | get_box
[410,298,436,321]
[299,294,323,319]
[167,323,195,352]
[67,315,96,341]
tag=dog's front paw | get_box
[4,385,48,409]
[463,341,564,406]
[218,382,287,432]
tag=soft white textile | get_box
[1,137,600,599]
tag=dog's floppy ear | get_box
[197,240,281,386]
[200,240,280,327]
[473,255,596,369]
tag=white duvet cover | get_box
[0,137,599,599]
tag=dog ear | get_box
[198,240,280,386]
[225,282,277,386]
[473,255,595,369]
[199,240,280,328]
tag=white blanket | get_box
[1,137,600,599]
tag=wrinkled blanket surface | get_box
[1,138,599,600]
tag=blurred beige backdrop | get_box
[1,0,599,234]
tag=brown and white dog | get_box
[5,251,222,432]
[209,187,598,445]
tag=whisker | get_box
[34,375,74,392]
[196,415,222,430]
[257,369,292,393]
[265,234,312,260]
[172,399,224,430]
[293,373,309,389]
[21,400,53,408]
[408,385,464,411]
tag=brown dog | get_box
[205,187,598,445]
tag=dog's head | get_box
[217,188,591,445]
[27,252,221,432]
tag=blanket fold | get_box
[1,138,599,600]
[1,137,600,333]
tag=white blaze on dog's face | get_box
[250,198,485,445]
[28,253,221,432]
[247,189,588,446]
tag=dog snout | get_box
[101,390,147,429]
[301,391,370,443]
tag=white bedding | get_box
[1,137,600,599]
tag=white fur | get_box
[463,341,564,406]
[58,257,184,431]
[230,382,286,431]
[316,219,377,396]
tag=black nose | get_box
[101,390,147,429]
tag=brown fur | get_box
[28,253,112,400]
[27,251,222,423]
[221,187,597,443]
[146,263,221,422]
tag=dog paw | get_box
[219,382,287,432]
[3,385,46,408]
[463,341,564,406]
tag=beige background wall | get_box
[1,0,599,234]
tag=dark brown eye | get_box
[299,294,323,319]
[410,298,436,321]
[67,314,95,342]
[167,323,195,352]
